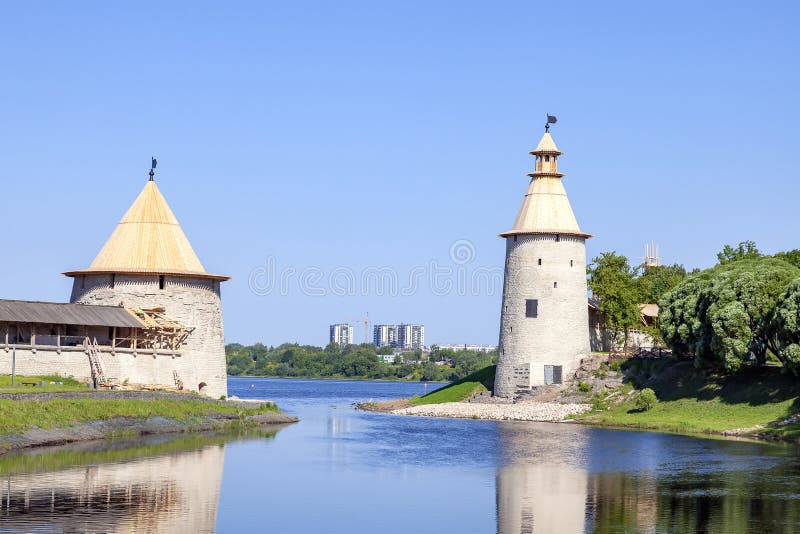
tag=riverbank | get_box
[0,390,297,455]
[359,358,800,442]
[575,358,800,442]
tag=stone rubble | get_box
[392,400,591,422]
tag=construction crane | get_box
[342,312,371,345]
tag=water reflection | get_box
[496,422,589,534]
[496,422,800,533]
[0,429,285,533]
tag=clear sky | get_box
[1,1,798,347]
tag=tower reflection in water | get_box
[496,422,589,534]
[0,432,277,534]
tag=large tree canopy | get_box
[775,249,800,269]
[766,279,800,373]
[659,257,800,372]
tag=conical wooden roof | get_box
[65,180,229,280]
[500,131,590,238]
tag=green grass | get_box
[0,375,91,393]
[410,365,495,405]
[0,396,280,435]
[580,359,800,437]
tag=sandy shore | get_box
[363,399,590,422]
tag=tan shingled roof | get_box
[64,180,229,281]
[501,177,588,237]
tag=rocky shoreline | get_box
[394,401,591,421]
[359,398,590,422]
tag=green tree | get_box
[587,252,642,347]
[377,345,394,355]
[634,388,658,411]
[766,278,800,373]
[635,264,687,304]
[717,240,761,265]
[660,257,799,371]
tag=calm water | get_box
[1,377,799,533]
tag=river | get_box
[1,377,799,533]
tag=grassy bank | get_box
[0,397,281,435]
[409,365,495,405]
[579,358,800,439]
[0,375,91,393]
[0,376,286,437]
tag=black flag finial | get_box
[545,114,557,132]
[149,157,157,181]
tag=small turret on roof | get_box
[64,177,229,281]
[500,129,590,238]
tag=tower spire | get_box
[499,121,589,238]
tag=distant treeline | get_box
[225,343,497,382]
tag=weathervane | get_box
[545,114,557,132]
[149,157,157,181]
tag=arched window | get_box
[544,155,550,162]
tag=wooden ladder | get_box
[86,337,107,388]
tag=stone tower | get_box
[494,126,591,398]
[64,173,229,398]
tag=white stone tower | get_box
[64,171,229,398]
[494,124,591,398]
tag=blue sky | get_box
[1,1,798,346]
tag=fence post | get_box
[11,345,16,386]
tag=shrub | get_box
[609,359,624,372]
[590,392,610,411]
[595,363,609,379]
[634,388,658,411]
[577,380,592,393]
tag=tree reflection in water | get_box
[496,422,800,533]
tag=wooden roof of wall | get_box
[0,300,144,328]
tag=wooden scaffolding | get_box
[112,307,192,351]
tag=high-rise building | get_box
[329,323,354,347]
[373,323,424,350]
[373,324,398,347]
[494,124,591,397]
[398,324,424,350]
